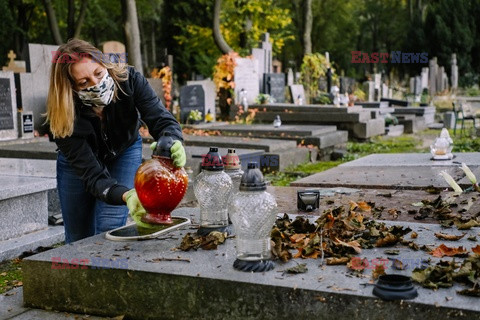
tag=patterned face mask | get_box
[76,71,115,107]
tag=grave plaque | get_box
[289,84,306,104]
[179,85,205,123]
[234,58,259,104]
[187,79,216,121]
[0,78,14,130]
[0,71,18,140]
[22,112,33,133]
[263,73,285,103]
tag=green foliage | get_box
[465,86,480,97]
[452,135,480,152]
[299,53,330,103]
[347,135,425,156]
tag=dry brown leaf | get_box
[472,245,480,255]
[411,232,418,239]
[290,233,307,243]
[430,244,468,258]
[326,257,350,265]
[372,264,386,280]
[357,201,372,212]
[334,238,362,254]
[375,233,398,247]
[434,232,467,241]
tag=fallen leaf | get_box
[411,232,418,239]
[430,244,468,258]
[371,264,386,280]
[472,245,480,255]
[334,238,362,254]
[384,249,400,255]
[455,220,480,230]
[392,259,407,270]
[375,234,399,247]
[434,232,467,241]
[326,257,350,265]
[0,272,6,277]
[285,263,308,274]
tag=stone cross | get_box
[252,33,273,93]
[2,50,26,73]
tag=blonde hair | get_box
[46,39,129,138]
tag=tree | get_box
[42,0,89,45]
[213,0,233,54]
[122,0,143,74]
[303,0,312,55]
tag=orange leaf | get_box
[293,248,303,259]
[434,232,466,241]
[326,257,350,265]
[334,238,362,254]
[472,245,480,255]
[325,213,335,229]
[357,201,371,212]
[430,244,468,258]
[290,233,307,243]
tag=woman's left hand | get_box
[170,140,186,167]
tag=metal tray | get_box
[105,216,190,241]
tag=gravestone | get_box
[437,66,445,92]
[0,71,18,140]
[421,67,429,90]
[451,54,458,91]
[2,50,26,73]
[252,33,272,93]
[381,83,388,98]
[234,57,259,105]
[263,73,285,103]
[365,81,375,102]
[146,78,165,106]
[16,43,59,132]
[187,79,216,121]
[289,84,305,104]
[429,57,437,95]
[374,73,381,100]
[287,68,294,86]
[272,59,282,73]
[179,85,205,123]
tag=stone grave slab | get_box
[0,71,19,140]
[234,57,259,105]
[188,123,347,149]
[291,153,480,189]
[183,135,309,171]
[393,106,436,125]
[23,207,480,319]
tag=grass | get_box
[0,259,23,294]
[266,128,480,186]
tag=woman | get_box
[46,39,185,243]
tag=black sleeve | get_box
[130,68,183,142]
[55,134,127,205]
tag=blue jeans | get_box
[57,135,143,243]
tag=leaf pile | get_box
[178,232,227,251]
[270,202,412,262]
[412,254,480,296]
[412,195,480,229]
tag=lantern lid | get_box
[239,162,266,191]
[153,132,174,158]
[224,149,241,170]
[201,147,224,171]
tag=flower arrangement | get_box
[255,93,273,104]
[151,66,172,111]
[188,110,203,123]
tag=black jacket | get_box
[54,67,183,205]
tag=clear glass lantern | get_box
[273,115,282,128]
[229,163,277,271]
[194,147,233,234]
[224,149,243,192]
[430,128,453,160]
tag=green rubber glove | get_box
[170,140,186,167]
[150,140,186,167]
[125,189,157,229]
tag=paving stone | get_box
[22,207,480,319]
[341,153,480,168]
